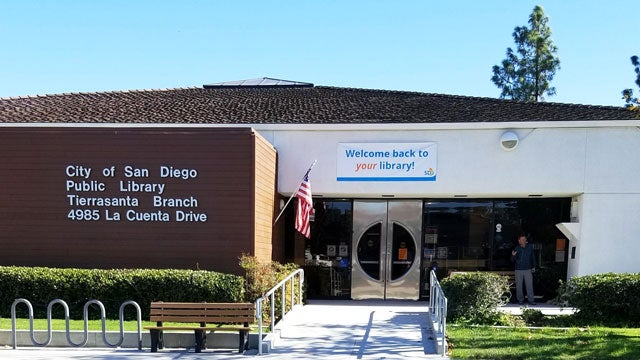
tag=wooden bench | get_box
[144,302,255,353]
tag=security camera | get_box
[500,131,519,151]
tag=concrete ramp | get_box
[266,299,446,359]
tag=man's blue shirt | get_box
[512,244,535,270]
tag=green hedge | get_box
[440,272,511,324]
[559,272,640,326]
[0,266,245,320]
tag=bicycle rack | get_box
[11,298,142,350]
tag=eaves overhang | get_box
[1,120,639,131]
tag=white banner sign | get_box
[337,142,437,181]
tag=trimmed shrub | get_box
[558,272,640,326]
[521,308,545,326]
[440,272,510,324]
[239,254,301,325]
[0,266,244,320]
[239,254,300,302]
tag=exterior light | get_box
[500,131,519,151]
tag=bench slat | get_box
[150,315,254,323]
[150,309,254,316]
[144,326,251,331]
[150,302,254,309]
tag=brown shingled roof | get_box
[0,86,633,124]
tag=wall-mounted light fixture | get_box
[500,131,519,151]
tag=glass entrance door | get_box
[351,200,422,300]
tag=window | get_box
[423,198,570,272]
[304,200,352,298]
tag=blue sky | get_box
[0,1,637,106]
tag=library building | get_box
[0,78,638,301]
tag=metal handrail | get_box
[11,298,142,349]
[255,268,304,355]
[429,270,448,356]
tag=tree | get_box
[491,6,560,102]
[622,55,640,112]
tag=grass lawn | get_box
[2,318,154,331]
[447,325,640,360]
[5,318,640,358]
[1,318,260,332]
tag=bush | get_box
[521,308,545,326]
[238,254,300,301]
[0,266,245,320]
[239,254,301,324]
[440,272,510,324]
[557,272,640,326]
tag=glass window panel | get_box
[304,199,352,298]
[391,223,415,280]
[423,201,492,270]
[356,223,382,280]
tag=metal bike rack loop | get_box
[11,298,142,350]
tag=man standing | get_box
[511,235,536,305]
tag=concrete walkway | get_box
[0,299,446,359]
[498,302,577,316]
[265,299,444,359]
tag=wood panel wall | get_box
[253,132,278,263]
[0,126,276,275]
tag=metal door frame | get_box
[351,200,422,300]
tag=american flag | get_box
[295,172,313,238]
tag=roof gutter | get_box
[1,120,639,131]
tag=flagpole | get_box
[273,160,317,226]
